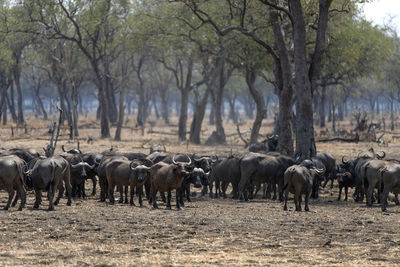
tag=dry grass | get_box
[0,115,399,266]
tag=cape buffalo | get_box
[106,159,150,206]
[210,155,242,199]
[378,163,400,212]
[26,156,72,211]
[283,160,325,211]
[149,155,192,210]
[0,155,26,210]
[238,152,295,201]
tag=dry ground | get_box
[0,115,399,266]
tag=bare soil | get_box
[0,115,399,266]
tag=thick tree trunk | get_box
[332,102,336,133]
[7,79,17,122]
[290,0,316,158]
[160,91,169,124]
[227,98,238,124]
[70,82,79,137]
[209,101,215,125]
[270,7,294,156]
[13,66,24,126]
[114,89,124,141]
[190,87,210,144]
[179,89,189,141]
[246,68,265,145]
[319,86,326,127]
[391,99,395,131]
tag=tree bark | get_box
[290,0,316,158]
[13,64,24,126]
[190,87,210,144]
[114,88,124,141]
[270,7,294,156]
[319,86,326,127]
[246,67,265,144]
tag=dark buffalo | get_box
[179,167,209,206]
[336,168,355,201]
[210,155,242,199]
[96,155,128,202]
[26,156,72,211]
[106,159,150,206]
[378,163,400,212]
[0,155,26,210]
[238,152,295,201]
[69,156,96,199]
[0,148,41,163]
[341,148,385,202]
[149,155,192,210]
[283,160,325,211]
[149,144,166,154]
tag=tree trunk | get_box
[270,7,294,156]
[13,66,24,126]
[114,88,124,141]
[246,68,265,145]
[290,0,316,158]
[179,89,189,141]
[209,101,215,125]
[190,87,211,144]
[7,78,17,122]
[332,102,336,133]
[391,99,395,131]
[319,86,326,127]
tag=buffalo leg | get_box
[344,186,349,201]
[71,183,77,199]
[161,192,166,203]
[298,194,302,211]
[4,189,15,210]
[11,194,19,207]
[64,174,72,206]
[118,186,123,203]
[33,189,41,209]
[304,192,310,212]
[185,183,191,202]
[99,177,107,202]
[179,187,185,207]
[138,186,143,207]
[166,190,172,210]
[381,185,390,212]
[124,186,128,204]
[130,184,136,206]
[283,188,289,211]
[54,183,64,206]
[176,188,181,210]
[109,184,115,205]
[16,185,26,211]
[337,185,343,201]
[294,191,300,211]
[272,183,277,200]
[48,185,55,211]
[91,177,97,196]
[151,185,158,209]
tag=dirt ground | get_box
[0,115,399,266]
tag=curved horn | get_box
[172,154,178,165]
[376,151,386,160]
[95,157,101,164]
[186,154,192,165]
[62,145,66,152]
[70,163,81,169]
[130,161,136,171]
[211,155,218,163]
[342,156,349,164]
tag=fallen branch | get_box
[317,134,360,143]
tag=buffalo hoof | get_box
[54,201,59,206]
[109,201,115,205]
[177,207,182,211]
[3,206,8,211]
[118,199,123,204]
[48,207,55,211]
[166,206,172,210]
[124,200,128,204]
[67,201,71,206]
[153,205,158,209]
[305,207,309,212]
[33,204,39,210]
[11,202,16,207]
[18,206,23,211]
[283,206,287,211]
[130,203,136,207]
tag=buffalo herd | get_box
[0,145,399,213]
